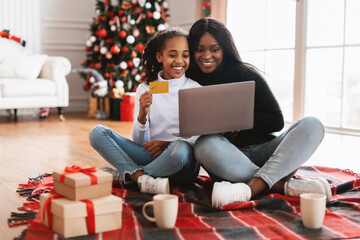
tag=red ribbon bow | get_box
[60,165,98,185]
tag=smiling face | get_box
[156,36,190,80]
[194,32,224,74]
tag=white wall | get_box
[168,0,197,32]
[0,0,197,113]
[40,0,97,112]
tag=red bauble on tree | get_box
[121,16,127,23]
[96,29,107,38]
[127,60,134,68]
[121,46,129,53]
[131,51,137,58]
[134,43,144,54]
[118,30,127,38]
[110,45,121,54]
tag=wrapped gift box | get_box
[53,166,112,201]
[40,193,123,238]
[120,92,136,121]
[88,96,110,118]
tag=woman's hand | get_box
[138,91,152,124]
[144,140,171,157]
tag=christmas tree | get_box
[82,0,169,92]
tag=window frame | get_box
[226,0,360,136]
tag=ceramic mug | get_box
[300,193,326,229]
[142,194,179,228]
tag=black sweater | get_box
[186,61,284,148]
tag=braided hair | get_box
[141,27,187,84]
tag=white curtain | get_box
[0,0,41,54]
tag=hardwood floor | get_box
[0,112,132,240]
[1,111,360,239]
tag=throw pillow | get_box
[0,54,48,79]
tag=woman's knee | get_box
[194,134,226,164]
[89,125,108,148]
[300,116,325,140]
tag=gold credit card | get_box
[149,81,169,94]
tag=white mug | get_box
[142,194,179,229]
[300,193,326,229]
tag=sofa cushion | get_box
[0,38,25,61]
[0,54,48,80]
[0,78,56,97]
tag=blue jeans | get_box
[194,117,325,188]
[89,125,199,184]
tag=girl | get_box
[89,28,201,194]
[187,18,330,208]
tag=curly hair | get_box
[141,27,188,84]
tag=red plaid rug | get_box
[11,166,360,240]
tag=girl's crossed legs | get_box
[89,125,199,193]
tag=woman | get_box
[187,18,331,208]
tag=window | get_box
[227,0,360,132]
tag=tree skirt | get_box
[9,166,360,240]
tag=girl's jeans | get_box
[194,117,325,188]
[89,125,199,184]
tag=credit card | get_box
[149,81,169,94]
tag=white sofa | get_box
[0,37,71,120]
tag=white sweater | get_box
[132,72,201,146]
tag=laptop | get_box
[176,81,255,137]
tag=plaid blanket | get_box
[14,166,360,240]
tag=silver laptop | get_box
[177,81,255,137]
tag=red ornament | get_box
[104,72,110,78]
[121,46,129,53]
[111,45,121,54]
[134,7,141,14]
[203,1,210,7]
[131,51,137,58]
[127,60,134,68]
[103,0,109,5]
[98,56,102,60]
[106,38,114,44]
[95,63,102,69]
[96,29,107,38]
[119,30,127,38]
[101,16,107,21]
[85,46,91,51]
[107,11,114,19]
[147,12,153,18]
[121,16,127,23]
[118,10,124,16]
[83,59,88,65]
[134,44,145,53]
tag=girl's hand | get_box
[144,140,171,157]
[138,91,152,124]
